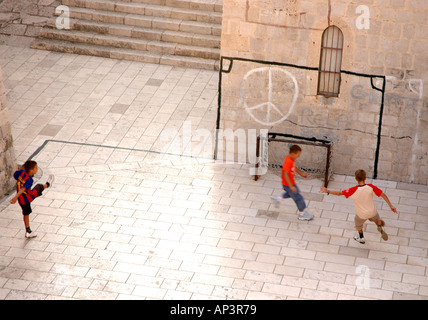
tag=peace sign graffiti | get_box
[240,67,299,126]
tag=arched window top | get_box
[321,26,344,51]
[318,26,344,97]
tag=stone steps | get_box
[32,38,219,70]
[67,0,223,13]
[38,27,220,59]
[66,18,221,38]
[48,18,221,47]
[31,0,222,70]
[66,8,222,36]
[65,0,222,23]
[117,0,223,12]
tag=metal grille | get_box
[317,26,344,97]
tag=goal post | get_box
[253,132,333,188]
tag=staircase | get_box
[31,0,222,70]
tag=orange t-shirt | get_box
[282,155,295,186]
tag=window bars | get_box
[317,26,344,97]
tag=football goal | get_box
[253,132,333,188]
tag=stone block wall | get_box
[0,0,61,46]
[218,0,428,184]
[0,65,16,198]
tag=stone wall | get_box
[0,65,16,198]
[0,0,60,46]
[218,0,428,184]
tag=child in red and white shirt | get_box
[321,169,397,244]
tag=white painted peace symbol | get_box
[240,67,299,126]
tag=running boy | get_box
[272,145,314,221]
[9,160,54,238]
[320,169,397,244]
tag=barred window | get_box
[317,26,344,97]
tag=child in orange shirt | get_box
[272,145,314,220]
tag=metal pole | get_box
[325,144,331,188]
[254,135,260,181]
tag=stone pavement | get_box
[0,44,427,300]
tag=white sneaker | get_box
[353,235,365,244]
[25,231,37,239]
[298,211,314,221]
[271,196,283,208]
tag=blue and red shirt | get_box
[14,170,38,205]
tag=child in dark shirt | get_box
[10,160,54,238]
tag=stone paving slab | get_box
[0,45,427,300]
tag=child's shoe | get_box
[25,231,37,239]
[377,225,388,241]
[353,235,365,244]
[298,211,314,221]
[271,196,283,208]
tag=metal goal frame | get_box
[253,132,333,188]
